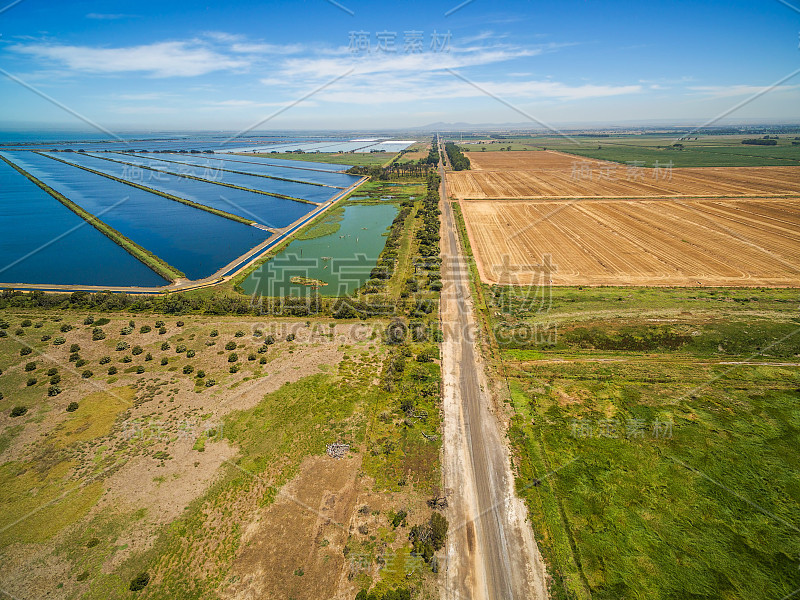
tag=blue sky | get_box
[1,0,799,130]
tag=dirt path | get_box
[438,142,549,600]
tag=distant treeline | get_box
[742,138,778,146]
[444,142,471,171]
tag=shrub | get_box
[158,327,167,335]
[132,345,143,355]
[34,322,43,328]
[0,319,8,329]
[129,572,150,592]
[136,366,144,374]
[160,342,170,351]
[92,329,106,341]
[229,364,240,373]
[120,326,133,335]
[15,328,24,336]
[225,341,237,351]
[205,379,216,387]
[60,324,72,333]
[69,352,80,362]
[128,320,135,328]
[155,320,165,328]
[50,374,61,385]
[21,319,32,327]
[175,344,187,354]
[286,333,296,342]
[24,362,36,372]
[47,367,58,376]
[145,353,153,361]
[108,366,118,375]
[95,318,110,326]
[176,320,184,327]
[264,335,276,345]
[99,356,111,364]
[186,349,195,358]
[83,316,95,325]
[26,377,37,386]
[140,325,152,334]
[234,330,245,337]
[160,357,168,366]
[82,370,93,378]
[116,341,129,351]
[86,538,99,548]
[121,355,132,363]
[49,385,62,397]
[20,346,32,356]
[228,353,238,363]
[75,359,87,368]
[248,353,256,361]
[41,334,51,341]
[0,330,6,338]
[67,402,79,412]
[196,370,206,378]
[183,365,194,374]
[253,329,263,337]
[76,571,89,582]
[210,329,218,337]
[259,356,267,364]
[10,406,27,417]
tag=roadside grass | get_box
[487,286,800,599]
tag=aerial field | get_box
[448,150,800,198]
[459,197,800,286]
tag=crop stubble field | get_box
[453,150,800,286]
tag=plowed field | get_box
[449,151,800,198]
[460,198,800,286]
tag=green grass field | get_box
[486,286,800,599]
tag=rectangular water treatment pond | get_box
[240,203,398,298]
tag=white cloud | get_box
[10,41,249,77]
[86,13,135,20]
[689,84,800,99]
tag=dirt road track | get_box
[438,147,549,600]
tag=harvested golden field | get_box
[460,198,800,286]
[449,150,800,198]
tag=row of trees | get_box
[444,142,471,170]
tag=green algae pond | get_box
[240,203,399,297]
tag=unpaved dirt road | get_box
[438,139,549,600]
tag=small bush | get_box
[108,366,118,375]
[286,333,296,342]
[41,334,51,341]
[95,318,110,326]
[34,322,43,328]
[66,401,79,412]
[49,385,62,397]
[234,330,245,337]
[50,375,61,385]
[186,349,195,358]
[155,320,165,328]
[183,365,194,374]
[210,329,218,337]
[229,364,240,373]
[205,379,216,387]
[21,319,32,327]
[228,353,238,363]
[15,328,24,336]
[132,346,143,356]
[20,347,32,356]
[160,357,168,366]
[160,342,170,351]
[76,571,89,582]
[60,324,73,333]
[75,359,86,368]
[116,341,129,351]
[24,362,36,372]
[158,327,167,335]
[82,370,93,379]
[92,330,106,341]
[128,320,135,328]
[259,356,267,365]
[196,370,206,378]
[145,353,153,361]
[129,572,150,592]
[121,355,132,363]
[99,356,111,364]
[47,367,58,376]
[83,316,95,325]
[10,406,27,417]
[86,538,99,548]
[26,377,37,386]
[248,353,256,361]
[176,320,184,327]
[120,326,133,335]
[140,325,152,334]
[264,335,276,345]
[175,344,187,354]
[135,366,144,374]
[225,341,237,351]
[69,352,80,362]
[0,330,6,338]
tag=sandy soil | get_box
[460,197,800,287]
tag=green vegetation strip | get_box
[71,152,319,205]
[0,154,184,282]
[110,152,342,189]
[37,153,254,226]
